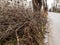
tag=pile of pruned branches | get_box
[0,6,47,45]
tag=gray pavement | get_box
[48,12,60,45]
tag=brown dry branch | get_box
[15,21,29,45]
[0,0,48,45]
[0,21,29,40]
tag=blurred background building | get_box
[50,0,60,12]
[55,0,60,9]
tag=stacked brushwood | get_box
[0,6,47,45]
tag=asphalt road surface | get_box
[48,12,60,45]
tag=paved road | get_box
[48,12,60,45]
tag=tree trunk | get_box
[32,0,42,11]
